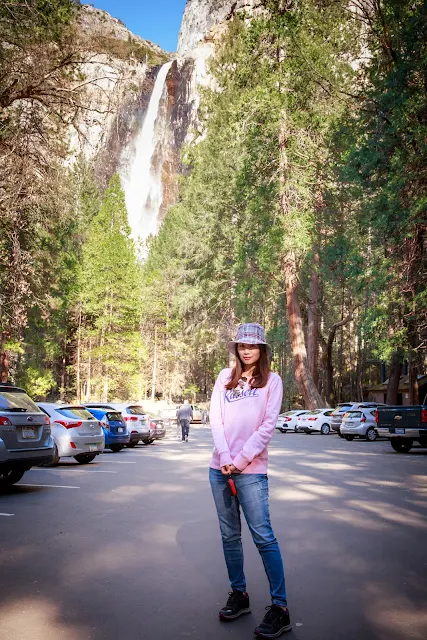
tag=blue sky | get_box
[86,0,188,52]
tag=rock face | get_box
[178,0,262,55]
[69,4,170,179]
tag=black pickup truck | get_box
[376,401,427,453]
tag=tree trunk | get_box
[278,113,324,409]
[307,254,320,386]
[76,309,81,403]
[151,326,158,402]
[385,350,403,405]
[85,337,92,402]
[0,331,11,383]
[284,256,325,409]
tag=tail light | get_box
[361,416,366,423]
[308,417,317,421]
[124,416,138,421]
[103,421,110,431]
[56,420,82,429]
[0,416,12,426]
[150,421,157,428]
[375,410,379,423]
[44,416,50,425]
[421,409,427,423]
[283,417,292,422]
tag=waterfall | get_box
[121,61,173,244]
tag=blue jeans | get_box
[209,468,287,607]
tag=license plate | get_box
[395,428,405,435]
[118,427,123,433]
[22,428,35,439]
[89,444,97,451]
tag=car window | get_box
[307,410,321,415]
[347,411,362,418]
[127,406,146,415]
[57,407,96,420]
[106,412,124,422]
[369,410,377,416]
[325,411,334,416]
[0,390,41,412]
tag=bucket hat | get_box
[228,323,272,358]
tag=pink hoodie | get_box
[209,368,283,474]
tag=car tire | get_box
[320,424,330,435]
[390,438,413,453]
[0,466,26,487]
[337,429,344,438]
[344,434,355,441]
[126,442,137,448]
[74,454,97,464]
[109,444,123,453]
[365,427,377,442]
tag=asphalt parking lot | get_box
[1,427,426,640]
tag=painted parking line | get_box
[0,513,15,517]
[98,461,136,464]
[18,484,80,489]
[29,468,117,474]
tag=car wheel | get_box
[0,466,26,487]
[109,444,123,453]
[390,438,413,453]
[320,424,330,435]
[344,434,355,441]
[337,429,344,438]
[74,454,97,464]
[365,427,377,442]
[126,442,137,448]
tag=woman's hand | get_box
[220,464,241,475]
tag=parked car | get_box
[159,405,179,423]
[0,384,54,486]
[376,400,427,453]
[298,409,334,434]
[38,403,104,464]
[276,410,310,433]
[340,408,378,441]
[145,411,167,441]
[190,405,203,423]
[85,403,152,445]
[85,408,129,452]
[330,403,355,436]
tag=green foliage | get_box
[78,174,144,400]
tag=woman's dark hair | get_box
[225,344,271,390]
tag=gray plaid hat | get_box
[228,323,272,357]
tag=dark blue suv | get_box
[87,408,130,452]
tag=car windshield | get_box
[127,406,146,415]
[0,390,41,412]
[307,410,321,415]
[57,407,96,420]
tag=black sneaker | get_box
[219,589,251,621]
[254,605,292,638]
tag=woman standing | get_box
[209,323,291,638]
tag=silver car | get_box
[341,409,379,441]
[0,383,54,486]
[38,403,104,464]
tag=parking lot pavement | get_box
[0,428,426,640]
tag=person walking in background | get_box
[209,323,291,638]
[177,400,193,442]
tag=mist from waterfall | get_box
[120,61,173,245]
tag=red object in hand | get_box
[227,477,237,497]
